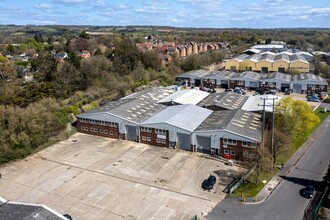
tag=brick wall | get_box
[139,128,169,147]
[77,121,119,139]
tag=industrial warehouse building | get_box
[176,69,328,94]
[77,87,263,161]
[224,51,310,73]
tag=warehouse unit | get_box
[140,104,212,150]
[194,109,262,160]
[201,70,236,88]
[77,87,174,141]
[292,73,328,94]
[258,72,292,92]
[175,69,210,87]
[229,71,261,90]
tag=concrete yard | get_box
[0,133,245,220]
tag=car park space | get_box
[0,133,245,220]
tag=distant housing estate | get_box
[136,41,229,63]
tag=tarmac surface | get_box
[0,133,246,220]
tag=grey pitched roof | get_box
[140,104,213,132]
[259,72,291,82]
[231,71,261,80]
[196,109,262,141]
[289,54,308,63]
[292,73,328,84]
[177,69,210,79]
[0,199,66,220]
[198,92,248,110]
[78,87,174,123]
[203,70,236,79]
[273,53,290,63]
[157,89,210,105]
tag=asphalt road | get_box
[207,116,330,220]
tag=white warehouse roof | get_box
[241,95,282,112]
[157,89,210,105]
[141,104,213,132]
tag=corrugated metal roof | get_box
[198,92,248,110]
[292,73,328,84]
[259,72,291,82]
[157,89,210,105]
[141,104,213,132]
[232,71,261,80]
[177,69,210,78]
[78,87,174,123]
[196,109,262,141]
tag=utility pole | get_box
[259,96,278,165]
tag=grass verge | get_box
[233,106,330,198]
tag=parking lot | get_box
[0,133,245,220]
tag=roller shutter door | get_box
[178,133,191,151]
[126,125,138,141]
[196,136,211,154]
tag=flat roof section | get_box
[157,89,210,105]
[241,94,282,113]
[141,104,213,132]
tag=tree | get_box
[265,38,272,44]
[275,97,320,143]
[31,53,57,82]
[112,37,141,75]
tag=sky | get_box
[0,0,329,28]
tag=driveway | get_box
[0,133,245,220]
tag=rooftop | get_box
[140,104,213,132]
[259,72,291,82]
[231,71,261,80]
[157,89,210,105]
[177,69,210,79]
[198,92,248,110]
[292,73,328,84]
[241,94,282,113]
[78,87,174,123]
[196,109,262,141]
[0,197,66,220]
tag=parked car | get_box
[234,87,246,95]
[307,95,320,102]
[202,175,217,190]
[200,87,216,93]
[285,88,292,95]
[301,185,315,198]
[225,88,234,92]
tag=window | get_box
[155,129,166,135]
[230,150,236,156]
[243,151,249,158]
[249,153,256,159]
[224,149,230,154]
[156,139,160,143]
[104,130,108,134]
[246,66,252,71]
[223,139,237,146]
[80,118,88,123]
[94,128,98,132]
[142,136,147,141]
[161,139,166,144]
[236,80,245,86]
[147,137,151,142]
[109,131,113,135]
[242,142,257,147]
[261,67,268,73]
[278,67,285,73]
[230,66,237,71]
[100,129,103,134]
[141,127,152,133]
[108,122,118,128]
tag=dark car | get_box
[301,185,315,198]
[202,175,216,190]
[225,88,234,92]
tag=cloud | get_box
[54,0,86,6]
[177,0,226,11]
[34,4,53,9]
